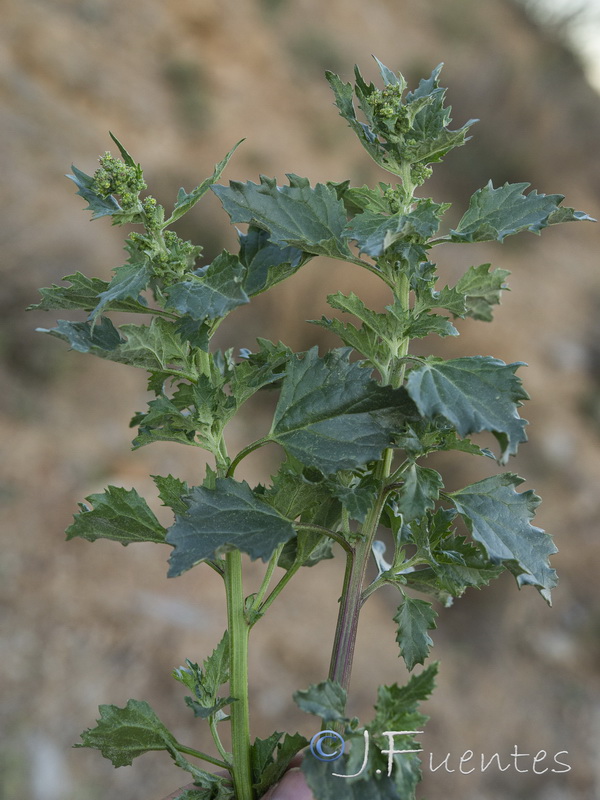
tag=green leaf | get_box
[169,751,234,798]
[396,464,443,521]
[202,631,230,695]
[67,165,121,219]
[450,473,557,603]
[326,473,379,523]
[37,317,124,353]
[166,478,296,577]
[152,474,190,515]
[212,175,354,261]
[332,182,396,215]
[238,226,309,297]
[302,756,402,800]
[174,316,211,350]
[326,62,475,178]
[405,356,528,464]
[371,662,438,726]
[28,272,149,314]
[110,317,195,373]
[165,251,249,322]
[252,732,308,795]
[357,665,439,797]
[66,486,166,545]
[131,397,199,449]
[250,732,283,785]
[263,465,334,521]
[448,181,593,243]
[278,530,335,570]
[374,56,406,88]
[92,260,152,319]
[174,634,234,719]
[109,132,137,167]
[428,284,467,317]
[293,680,347,722]
[403,312,458,339]
[165,140,243,226]
[419,531,505,597]
[269,348,411,473]
[394,596,437,670]
[229,344,290,411]
[171,791,227,800]
[403,70,476,165]
[314,292,456,369]
[76,699,178,766]
[132,375,232,452]
[454,263,510,321]
[344,200,447,258]
[326,70,390,172]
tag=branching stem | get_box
[175,743,230,771]
[226,437,270,478]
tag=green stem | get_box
[226,437,270,478]
[209,716,231,765]
[224,550,253,800]
[255,560,303,621]
[294,523,353,554]
[251,544,284,612]
[176,743,230,771]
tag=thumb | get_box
[261,767,315,800]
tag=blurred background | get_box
[2,0,600,798]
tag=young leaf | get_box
[405,356,528,464]
[447,181,593,243]
[202,631,230,696]
[326,473,379,523]
[252,732,308,796]
[212,175,354,261]
[164,251,249,322]
[131,395,202,449]
[37,317,124,354]
[166,478,296,577]
[165,140,243,226]
[29,272,149,314]
[394,596,438,670]
[450,473,557,604]
[250,731,283,785]
[76,699,178,766]
[396,464,443,521]
[332,182,396,215]
[293,680,348,722]
[175,635,235,719]
[371,662,438,726]
[66,486,166,545]
[90,244,153,320]
[268,348,412,473]
[343,200,447,258]
[238,226,309,297]
[110,318,195,374]
[152,474,190,515]
[67,165,121,220]
[262,465,335,522]
[454,263,510,321]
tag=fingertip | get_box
[262,767,314,800]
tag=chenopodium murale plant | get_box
[31,59,593,800]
